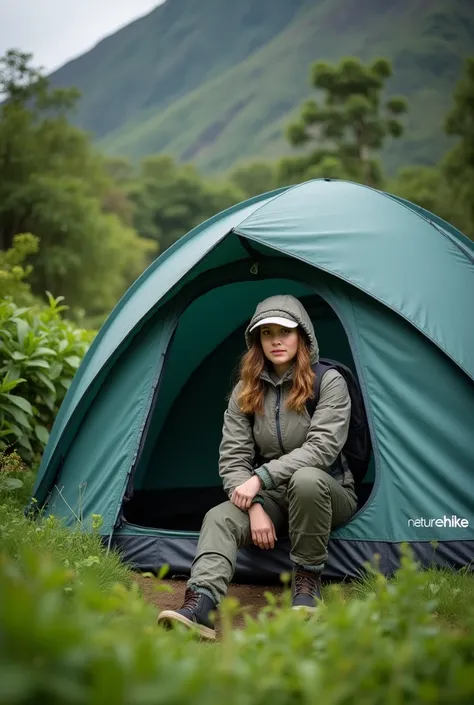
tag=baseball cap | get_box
[249,316,298,333]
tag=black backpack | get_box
[249,358,371,487]
[306,359,371,487]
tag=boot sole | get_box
[291,605,318,613]
[157,610,216,641]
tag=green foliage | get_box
[347,555,474,630]
[0,504,132,592]
[440,57,474,237]
[280,57,407,186]
[228,161,277,198]
[388,165,450,216]
[0,451,33,505]
[0,543,473,703]
[1,49,80,111]
[0,50,154,318]
[0,233,39,305]
[128,155,244,252]
[0,453,131,592]
[390,57,474,239]
[0,295,94,462]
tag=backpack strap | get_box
[305,361,335,418]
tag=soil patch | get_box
[135,574,284,635]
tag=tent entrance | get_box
[123,278,374,533]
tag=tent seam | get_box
[376,189,474,267]
[234,231,474,385]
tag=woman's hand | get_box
[231,475,262,510]
[249,504,277,550]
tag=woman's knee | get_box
[288,467,329,500]
[203,501,248,537]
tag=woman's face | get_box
[260,324,299,372]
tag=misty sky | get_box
[0,0,166,72]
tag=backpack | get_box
[249,358,372,487]
[307,359,372,487]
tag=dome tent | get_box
[30,179,474,580]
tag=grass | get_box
[0,465,132,593]
[336,563,474,630]
[2,542,473,704]
[1,460,473,632]
[0,504,132,591]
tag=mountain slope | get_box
[51,0,307,139]
[52,0,474,174]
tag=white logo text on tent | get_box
[407,515,469,528]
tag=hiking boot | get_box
[157,588,217,640]
[291,567,323,613]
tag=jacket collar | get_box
[260,362,295,386]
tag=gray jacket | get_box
[218,295,355,504]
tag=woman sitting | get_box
[158,294,358,640]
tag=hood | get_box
[245,294,319,364]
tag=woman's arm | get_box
[254,370,351,490]
[218,382,263,504]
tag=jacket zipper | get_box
[275,386,286,454]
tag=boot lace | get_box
[294,570,320,597]
[182,589,200,611]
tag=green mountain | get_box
[51,0,474,174]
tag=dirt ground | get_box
[134,574,284,635]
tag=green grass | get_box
[0,499,132,593]
[2,471,473,630]
[1,462,473,633]
[335,563,474,631]
[0,454,132,594]
[1,471,474,704]
[1,541,474,703]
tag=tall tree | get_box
[0,50,152,316]
[279,57,407,187]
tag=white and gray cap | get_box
[249,316,298,333]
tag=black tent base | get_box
[110,531,474,584]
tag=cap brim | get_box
[249,316,299,333]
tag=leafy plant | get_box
[0,233,39,305]
[0,294,95,461]
[0,543,473,704]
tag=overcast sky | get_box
[0,0,166,72]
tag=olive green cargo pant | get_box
[188,466,358,604]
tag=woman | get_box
[157,294,359,640]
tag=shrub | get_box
[0,544,473,704]
[0,233,39,306]
[0,294,95,462]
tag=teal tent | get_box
[31,180,474,579]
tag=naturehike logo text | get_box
[408,515,469,528]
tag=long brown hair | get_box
[237,328,315,415]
